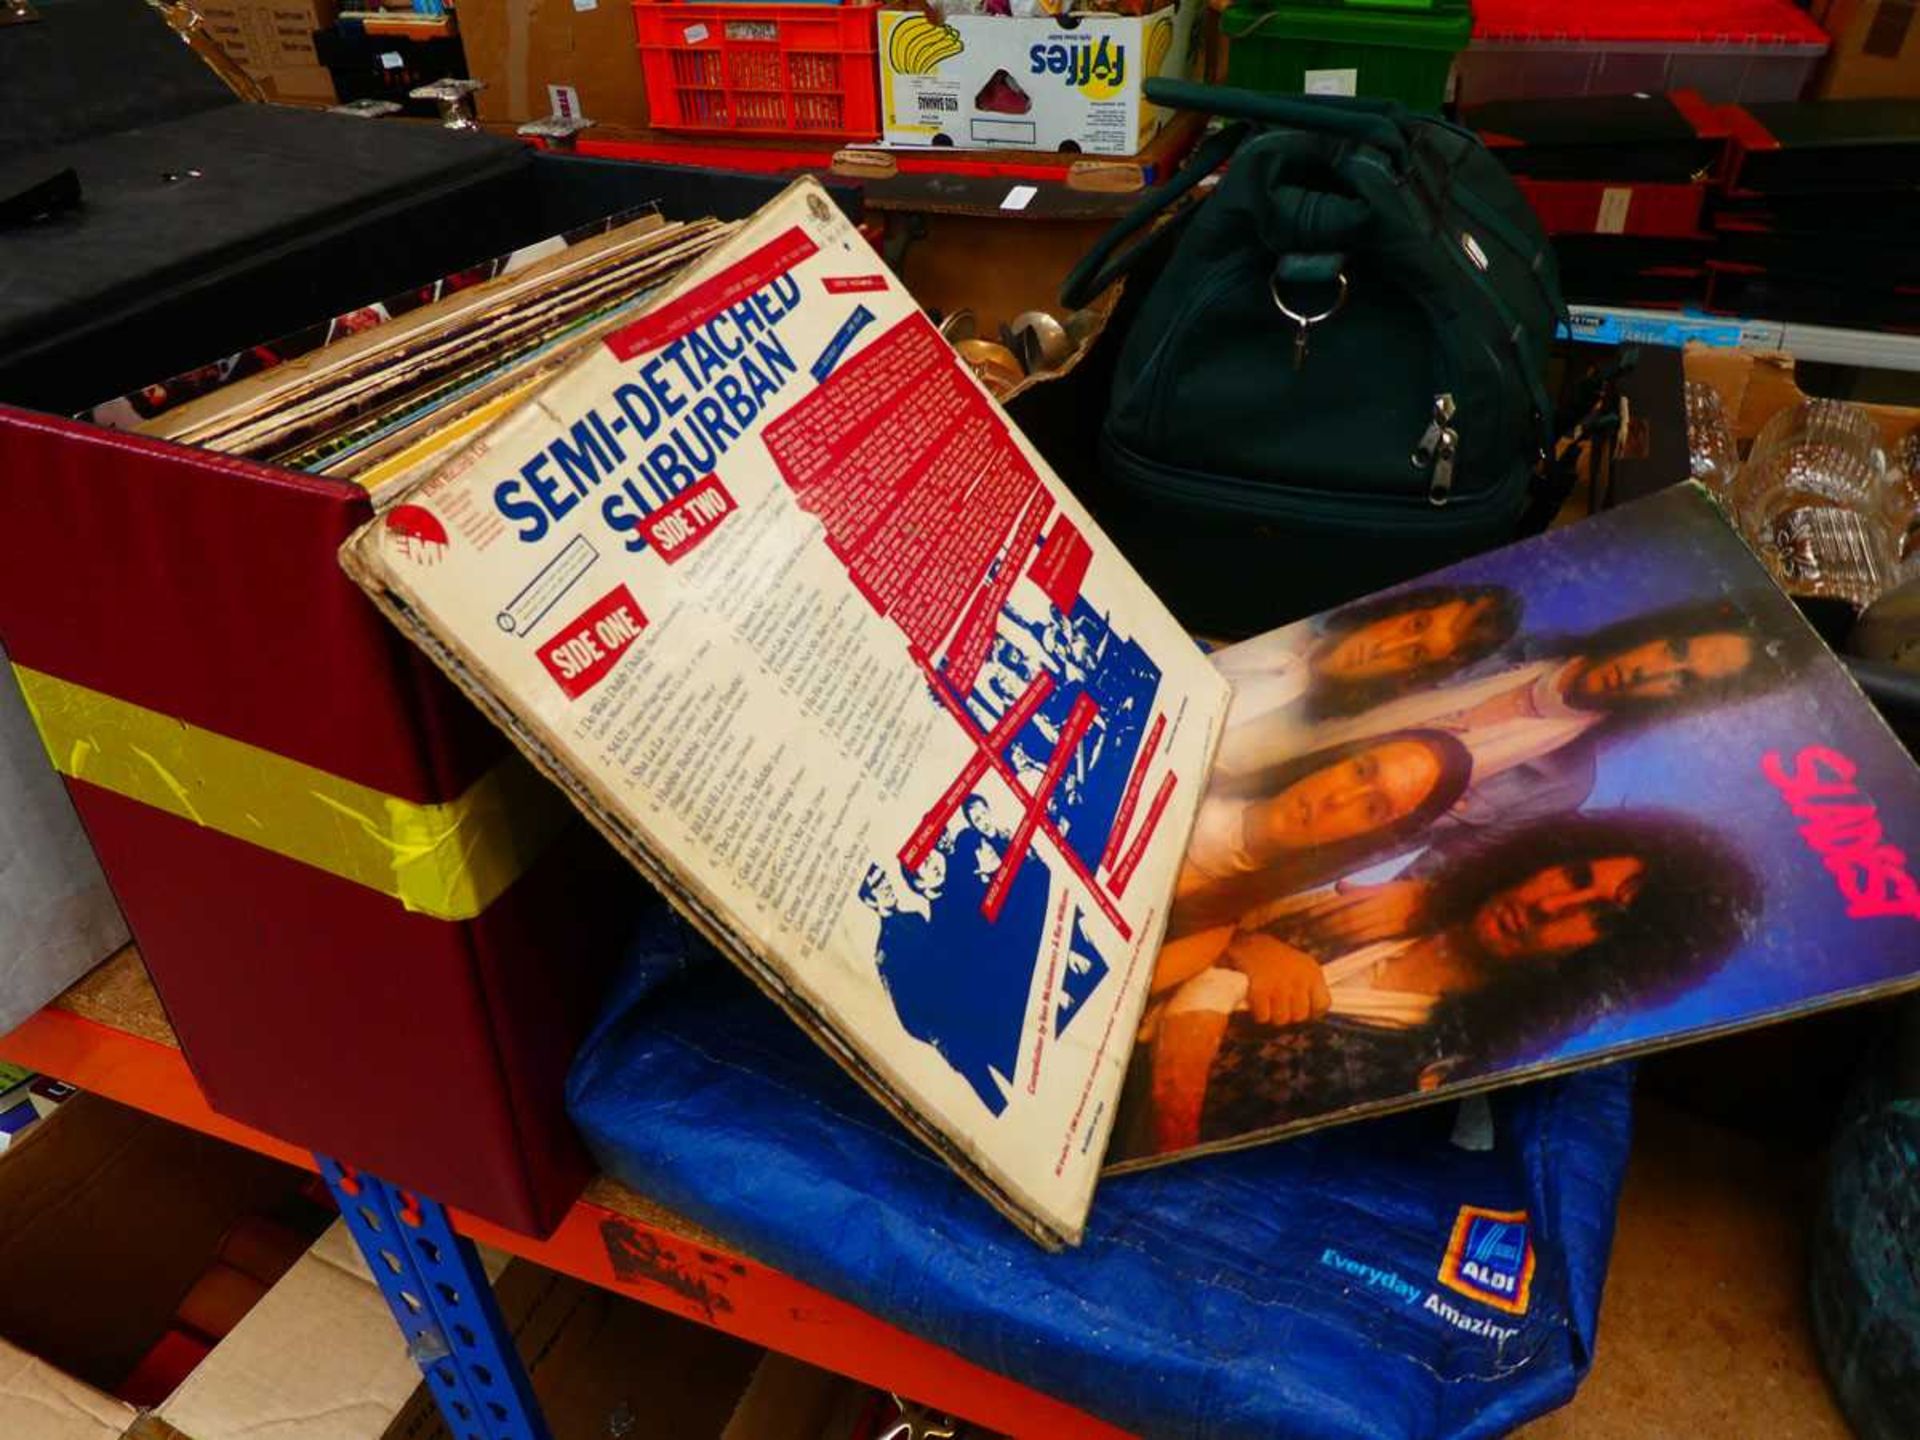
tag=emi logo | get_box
[1439,1206,1535,1315]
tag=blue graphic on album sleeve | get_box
[1055,910,1110,1039]
[861,796,1052,1116]
[948,590,1161,875]
[809,303,875,382]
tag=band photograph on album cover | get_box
[1110,483,1920,1168]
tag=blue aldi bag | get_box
[567,907,1632,1440]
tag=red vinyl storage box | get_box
[0,412,634,1234]
[0,1,851,1235]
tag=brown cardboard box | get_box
[149,1225,427,1440]
[259,64,341,104]
[458,0,651,133]
[722,1354,883,1440]
[0,1347,135,1440]
[0,1095,420,1440]
[1683,346,1920,453]
[0,1095,303,1392]
[0,1095,873,1440]
[1811,0,1920,99]
[195,0,340,105]
[389,1261,764,1440]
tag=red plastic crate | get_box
[633,0,881,139]
[1471,0,1829,47]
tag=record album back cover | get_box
[344,179,1229,1245]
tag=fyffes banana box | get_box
[878,1,1202,157]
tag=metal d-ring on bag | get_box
[1270,260,1348,371]
[1061,81,1567,637]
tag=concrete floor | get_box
[1520,1096,1852,1439]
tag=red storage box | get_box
[0,0,842,1242]
[1458,0,1830,104]
[1512,177,1710,237]
[0,408,638,1235]
[633,0,881,138]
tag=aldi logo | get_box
[1439,1206,1535,1315]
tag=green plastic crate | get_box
[1222,1,1471,111]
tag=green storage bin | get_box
[1222,1,1471,111]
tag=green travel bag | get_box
[1062,81,1566,638]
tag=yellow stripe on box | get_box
[13,664,572,922]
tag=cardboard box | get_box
[390,1263,760,1440]
[259,64,340,104]
[196,0,340,106]
[0,1345,134,1440]
[0,650,128,1036]
[880,2,1204,155]
[0,1093,419,1440]
[0,1094,889,1440]
[142,1224,428,1440]
[1684,345,1920,453]
[1812,0,1920,99]
[196,0,337,71]
[459,0,651,133]
[384,1255,881,1440]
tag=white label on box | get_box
[1000,184,1038,212]
[683,22,709,43]
[378,51,403,70]
[1597,187,1634,235]
[548,83,582,120]
[574,0,598,9]
[1304,68,1359,97]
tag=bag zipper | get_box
[1395,271,1489,499]
[1141,250,1470,505]
[1437,194,1557,458]
[1410,392,1459,505]
[1358,149,1551,464]
[1430,430,1459,506]
[1105,429,1528,533]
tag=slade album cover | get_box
[1112,483,1920,1167]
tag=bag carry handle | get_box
[1146,79,1412,162]
[1060,85,1413,309]
[1060,119,1251,310]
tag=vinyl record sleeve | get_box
[1111,485,1920,1170]
[344,178,1229,1246]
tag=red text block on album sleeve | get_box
[538,585,648,699]
[1028,516,1093,614]
[605,227,818,361]
[640,474,736,562]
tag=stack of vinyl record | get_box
[91,208,734,503]
[1713,99,1920,331]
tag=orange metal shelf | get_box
[0,969,1128,1439]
